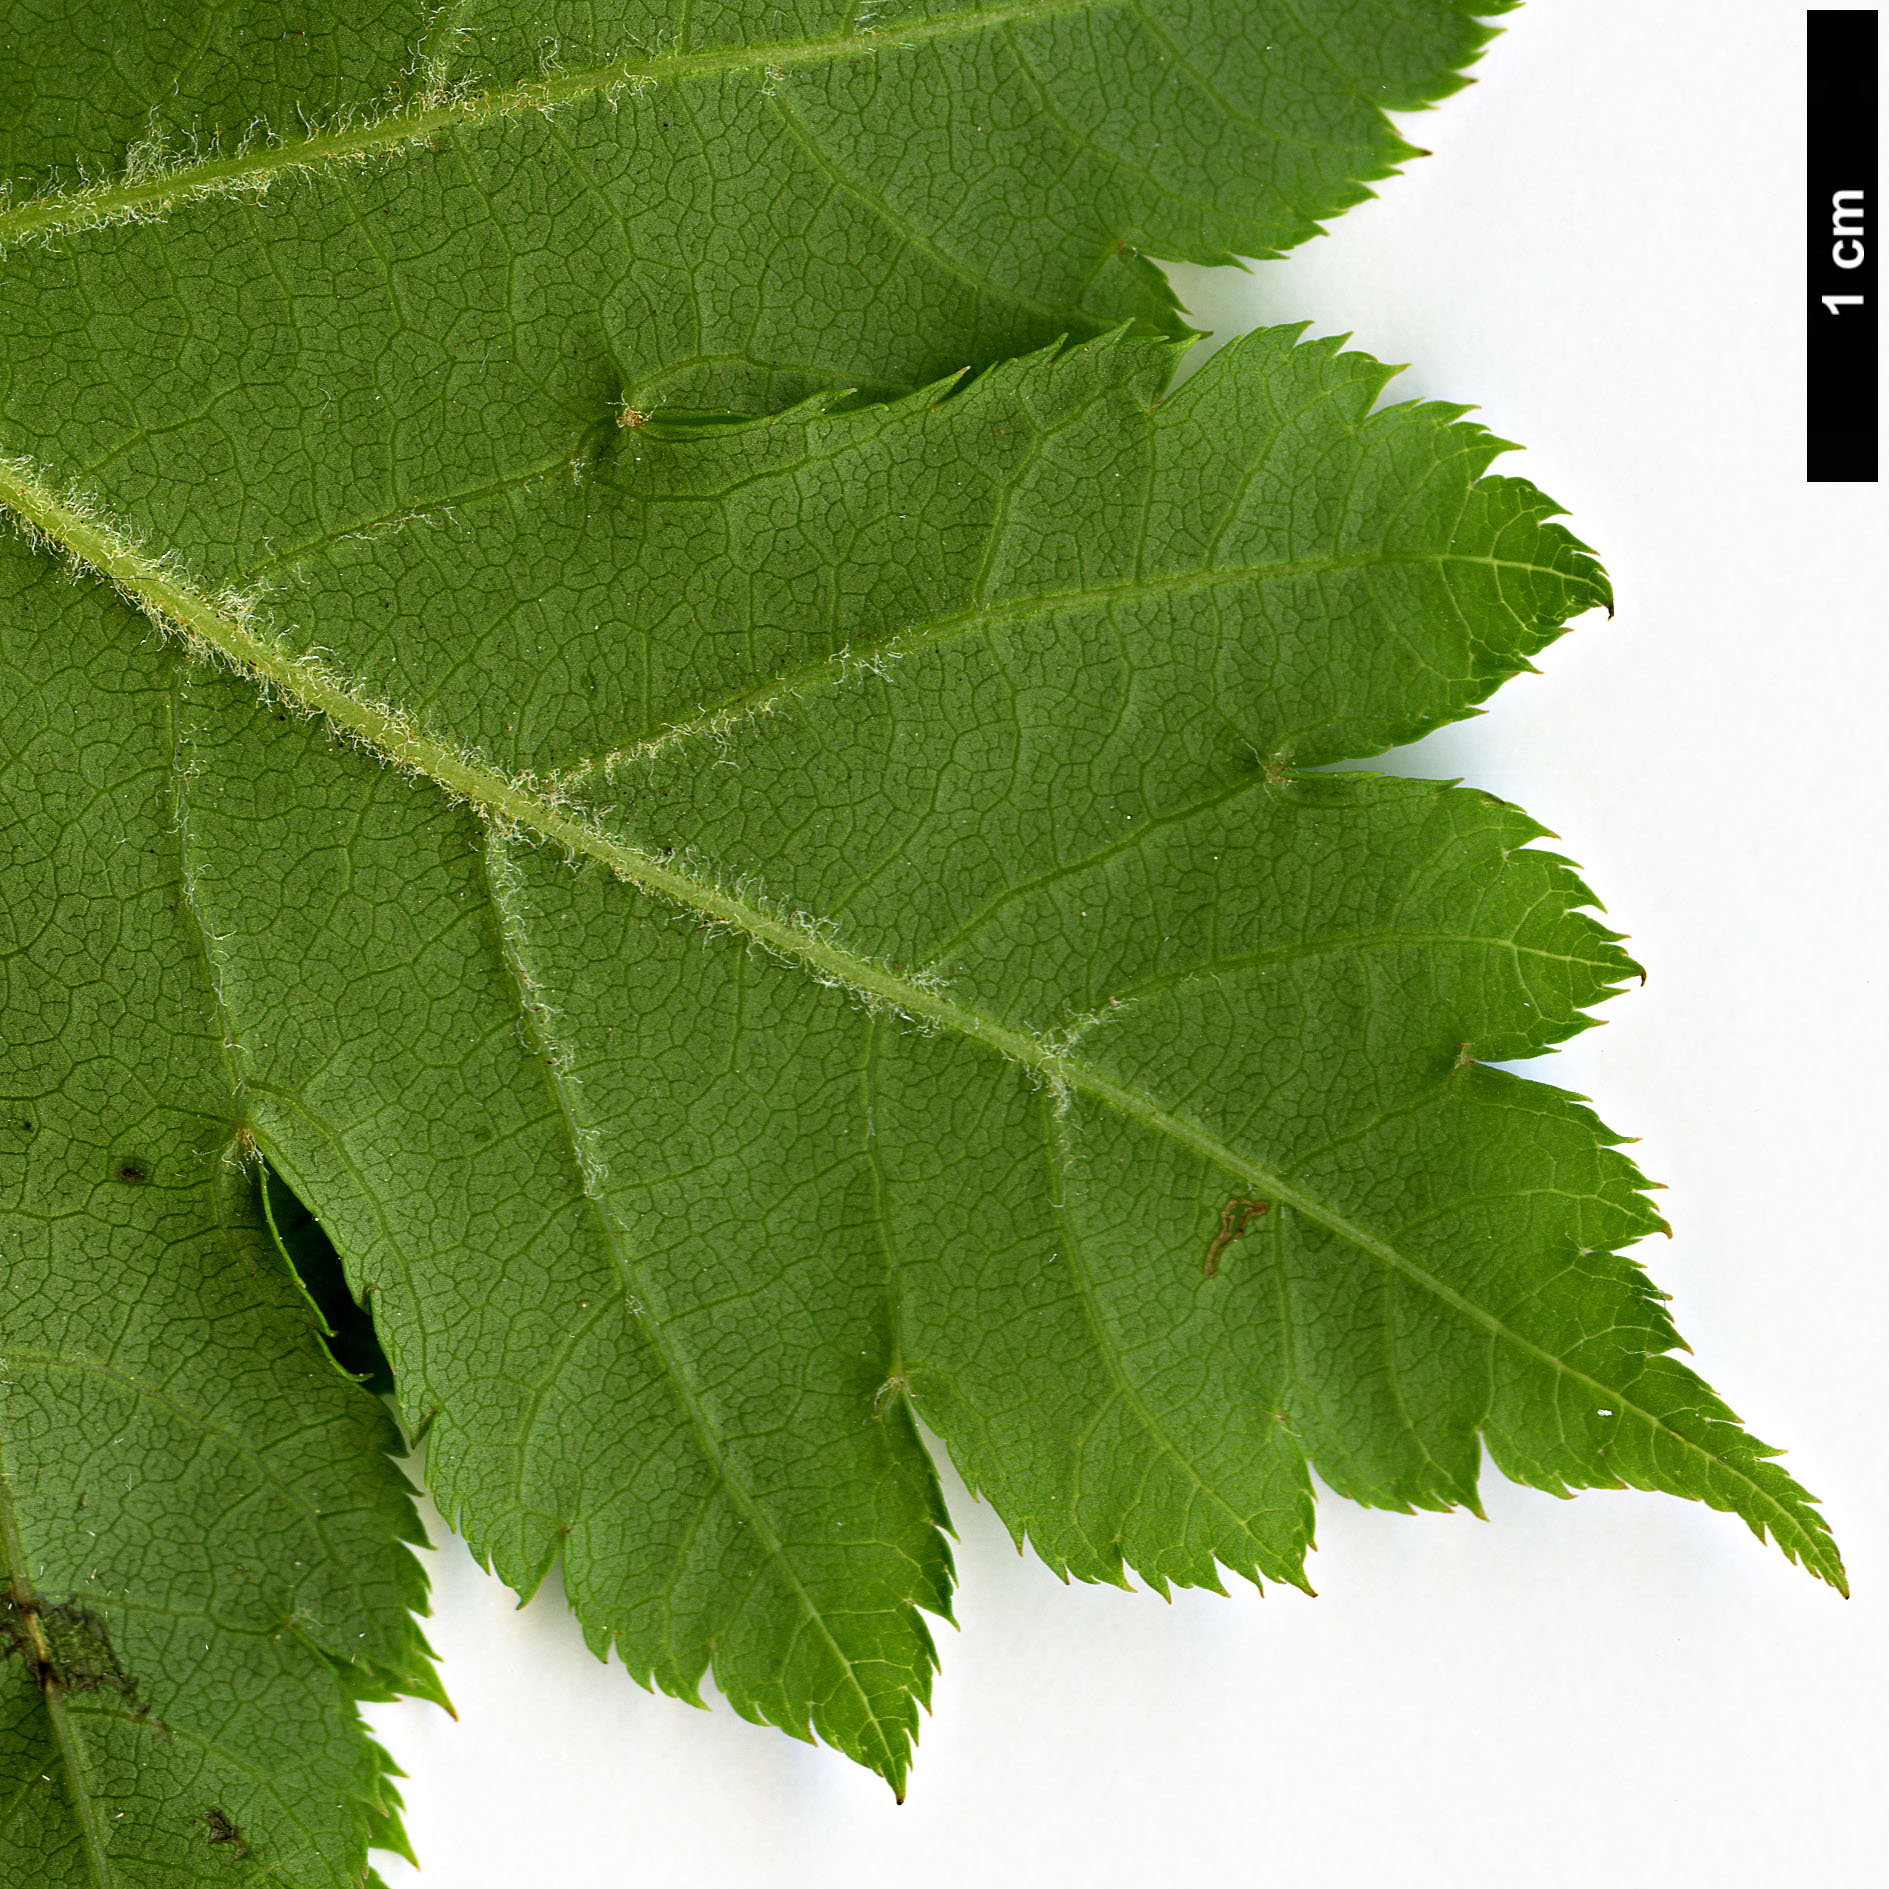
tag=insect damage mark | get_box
[1,1586,140,1706]
[1203,1197,1268,1278]
[203,1807,251,1859]
[258,1164,396,1393]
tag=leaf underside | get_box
[0,0,1839,1876]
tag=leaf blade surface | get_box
[0,329,1841,1802]
[1,0,1509,552]
[0,539,442,1885]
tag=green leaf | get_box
[0,323,1842,1814]
[0,0,1843,1858]
[0,543,444,1883]
[0,0,1508,447]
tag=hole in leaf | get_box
[257,1164,395,1395]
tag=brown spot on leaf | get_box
[2,1588,140,1707]
[1203,1198,1269,1277]
[203,1807,251,1859]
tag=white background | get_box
[364,5,1888,1882]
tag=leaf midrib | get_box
[0,0,1123,245]
[0,448,1838,1585]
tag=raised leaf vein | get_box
[0,0,1124,247]
[0,441,1827,1581]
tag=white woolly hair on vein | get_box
[0,452,1139,1103]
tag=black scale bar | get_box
[1808,10,1879,481]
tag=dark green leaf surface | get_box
[0,545,443,1884]
[0,0,1508,462]
[0,326,1843,1809]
